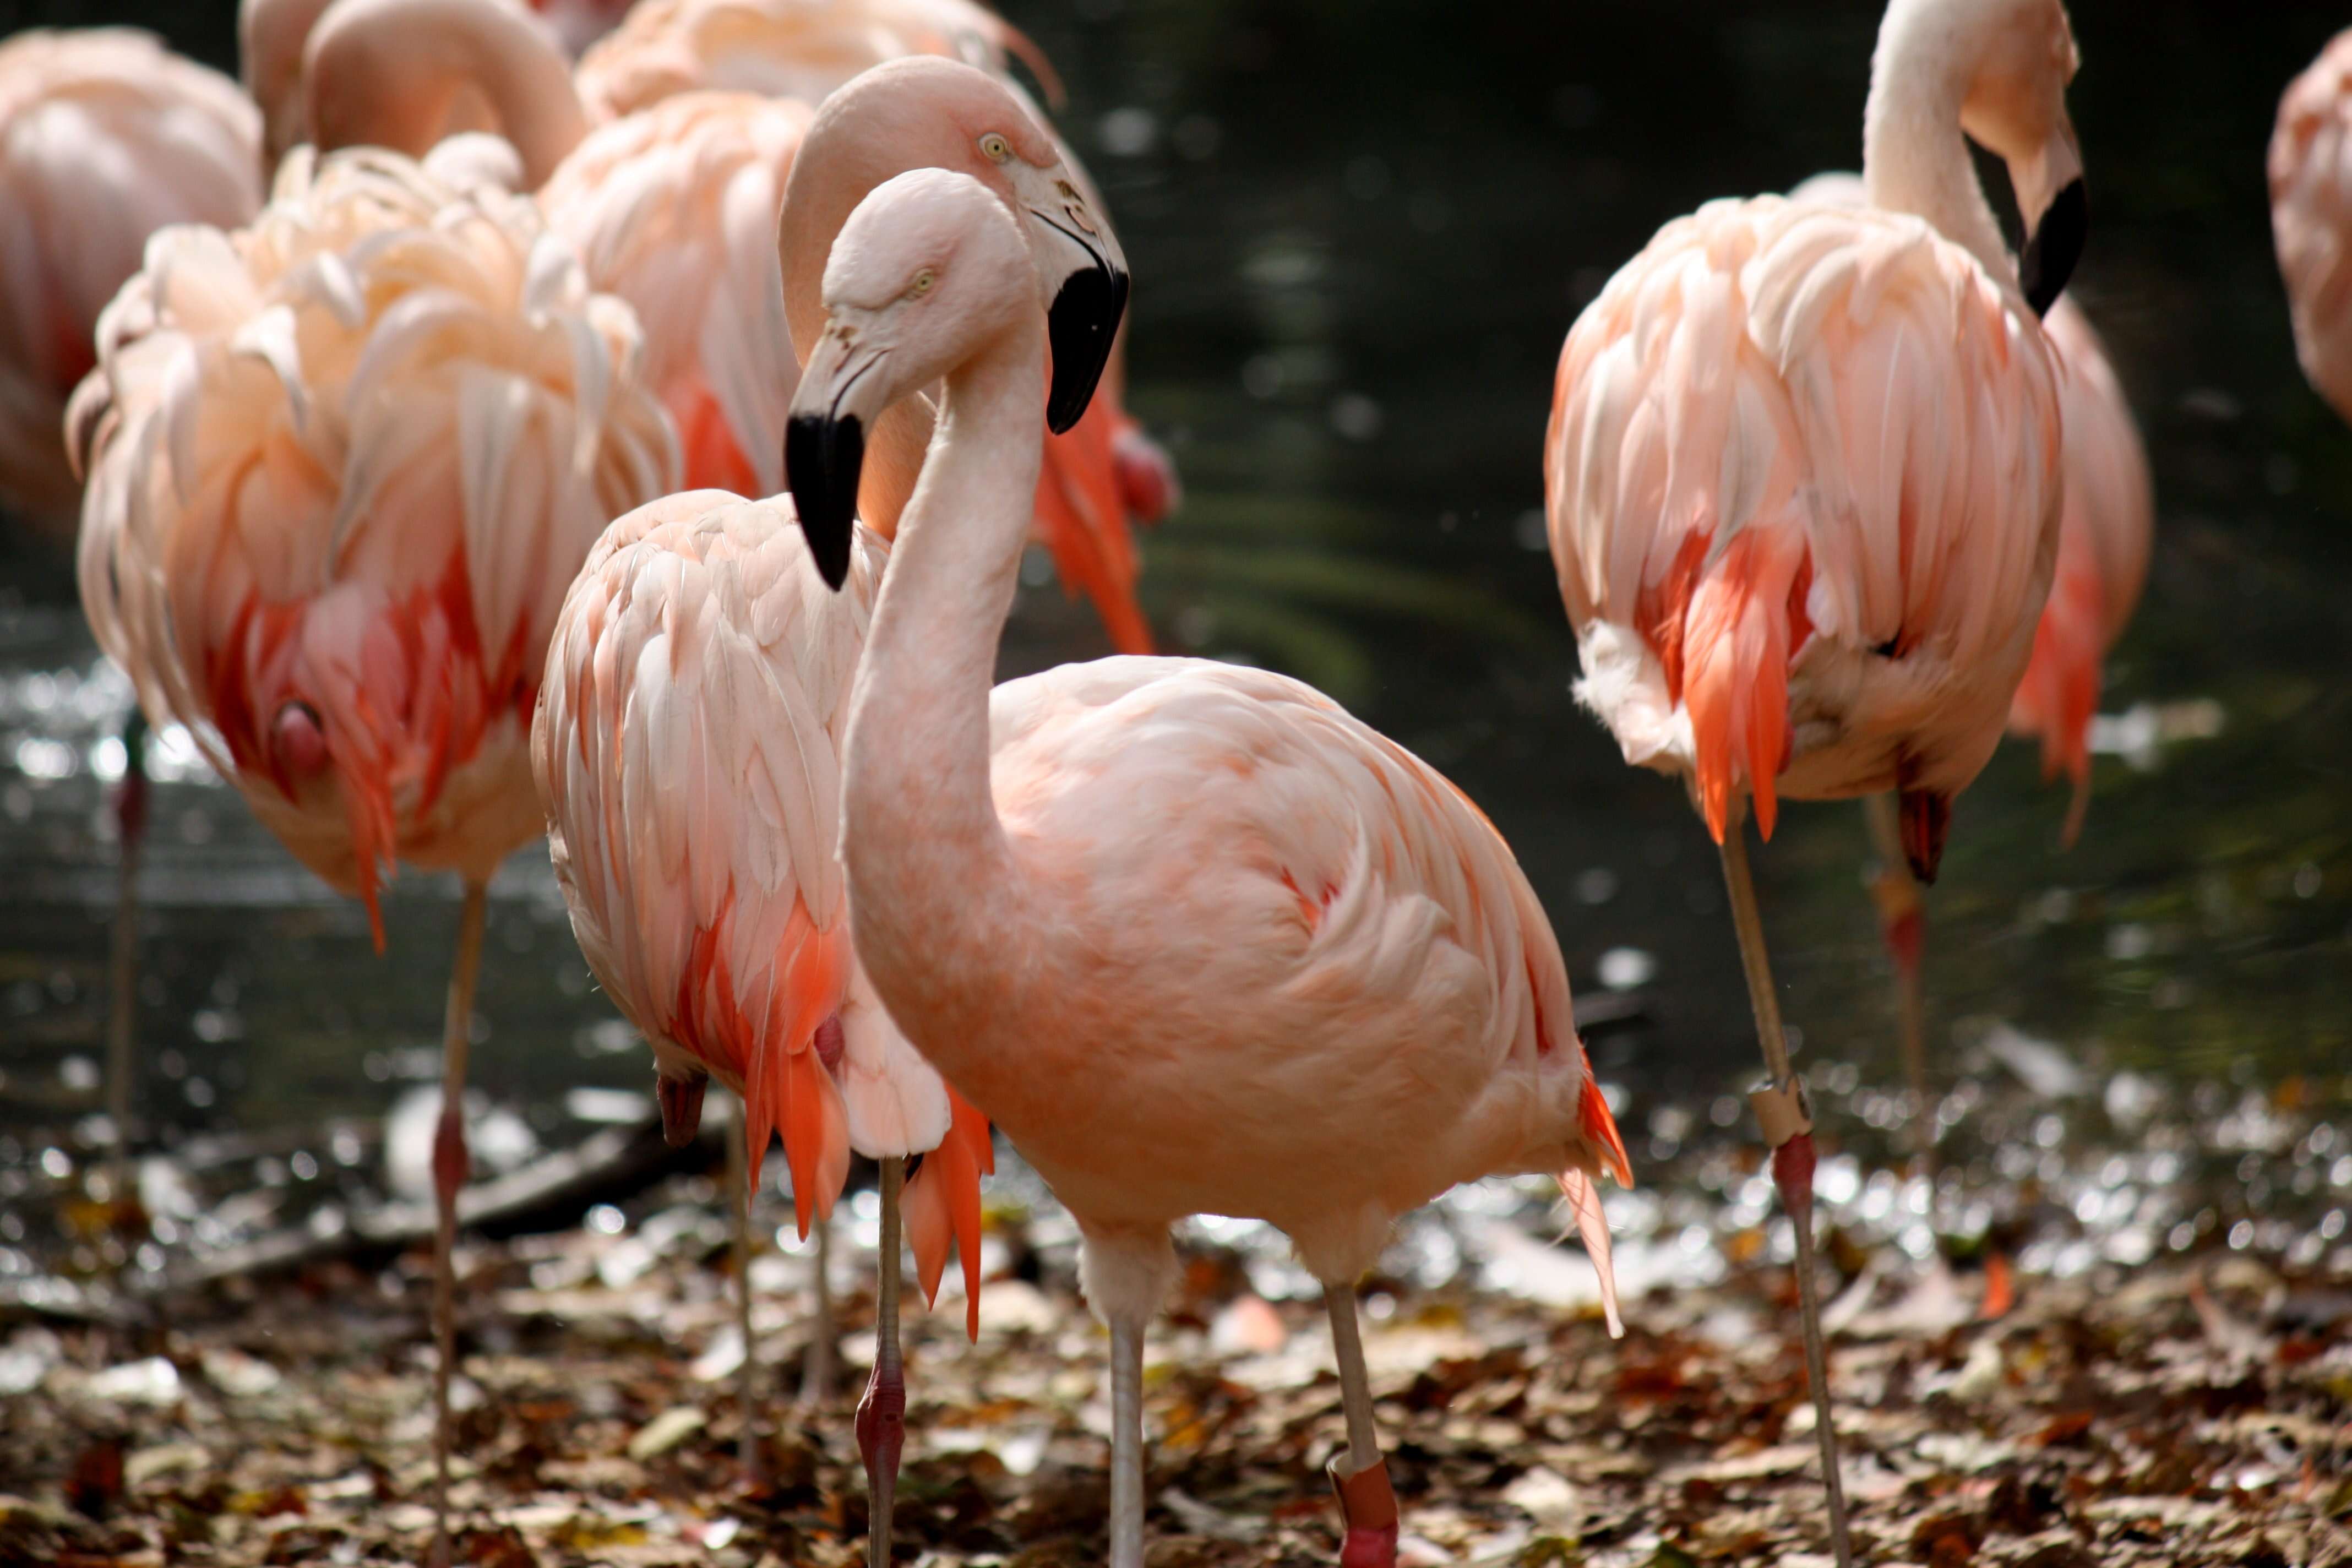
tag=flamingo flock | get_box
[10,0,2347,1561]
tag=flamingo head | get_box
[780,58,1130,438]
[1953,0,2087,314]
[787,168,1110,589]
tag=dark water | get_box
[2,1,2348,1263]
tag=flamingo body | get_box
[0,29,260,531]
[2273,28,2352,423]
[927,656,1632,1285]
[73,145,677,937]
[1544,193,2064,867]
[533,490,991,1308]
[541,91,813,497]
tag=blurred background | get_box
[1,0,2348,1291]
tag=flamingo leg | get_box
[1107,1311,1146,1568]
[1719,824,1856,1568]
[428,878,489,1568]
[103,709,149,1246]
[1324,1283,1398,1568]
[802,1205,836,1406]
[857,1157,907,1568]
[1864,792,1934,1178]
[728,1099,765,1488]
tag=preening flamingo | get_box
[70,145,676,1563]
[0,29,260,532]
[254,0,1177,651]
[533,492,992,1557]
[785,167,1630,1568]
[1792,170,2152,1168]
[1544,0,2088,1558]
[2273,29,2352,426]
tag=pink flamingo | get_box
[2274,29,2352,425]
[785,167,1631,1568]
[71,144,676,1564]
[0,29,260,532]
[1792,170,2152,1166]
[1543,0,2088,1558]
[533,490,992,1559]
[254,0,1177,651]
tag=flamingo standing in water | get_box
[1792,170,2152,1168]
[72,145,675,1563]
[250,0,1178,651]
[534,493,994,1559]
[2273,29,2352,426]
[1544,0,2089,1558]
[786,167,1631,1568]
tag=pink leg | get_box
[1865,793,1934,1178]
[1325,1284,1397,1568]
[856,1156,906,1567]
[428,880,488,1568]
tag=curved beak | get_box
[785,323,880,591]
[2012,125,2087,318]
[1015,171,1130,434]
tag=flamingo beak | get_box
[785,324,876,591]
[2013,127,2087,318]
[1021,179,1129,434]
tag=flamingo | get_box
[784,167,1631,1568]
[250,0,1178,651]
[0,26,264,1208]
[1543,0,2088,1558]
[2273,29,2352,426]
[1791,170,2152,1168]
[0,29,261,532]
[533,491,993,1560]
[70,144,676,1564]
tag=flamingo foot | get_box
[854,1353,905,1564]
[657,1073,707,1147]
[1327,1454,1399,1568]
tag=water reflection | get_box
[1,0,2349,1287]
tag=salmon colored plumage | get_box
[786,167,1627,1568]
[2272,28,2352,424]
[0,29,261,533]
[531,490,991,1305]
[1545,4,2091,1561]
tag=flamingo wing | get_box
[1545,195,2063,854]
[541,91,813,497]
[535,491,897,1232]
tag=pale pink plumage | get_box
[1545,193,2064,868]
[0,29,260,533]
[573,0,1054,123]
[532,491,992,1318]
[539,92,813,496]
[2010,296,2150,831]
[73,144,677,938]
[2272,28,2352,423]
[1790,171,2152,835]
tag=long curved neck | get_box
[1861,6,2014,288]
[840,314,1045,1033]
[307,0,586,187]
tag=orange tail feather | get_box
[1681,529,1807,844]
[904,1087,992,1341]
[1035,398,1152,654]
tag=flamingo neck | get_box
[1860,7,2016,290]
[840,312,1046,1032]
[307,0,586,187]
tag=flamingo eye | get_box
[908,269,937,298]
[978,132,1012,164]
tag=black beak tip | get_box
[2019,177,2088,319]
[1044,265,1130,434]
[784,411,862,591]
